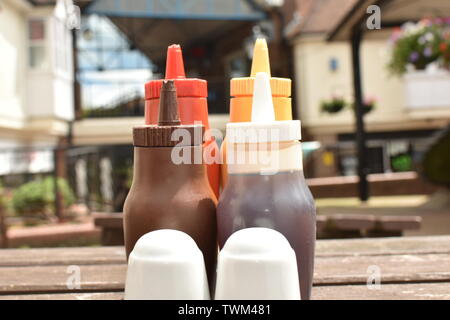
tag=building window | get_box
[28,19,47,69]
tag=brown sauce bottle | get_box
[123,80,217,289]
[217,72,316,299]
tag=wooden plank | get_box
[327,214,376,230]
[0,235,449,265]
[313,282,450,300]
[2,282,450,300]
[0,264,126,293]
[1,236,450,268]
[314,253,450,285]
[6,222,100,248]
[93,212,123,228]
[0,246,125,267]
[0,292,124,300]
[316,235,450,257]
[1,253,450,294]
[376,216,422,231]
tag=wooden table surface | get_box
[1,235,450,300]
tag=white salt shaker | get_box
[124,229,210,300]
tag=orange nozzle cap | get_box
[165,44,186,79]
[145,44,207,99]
[250,38,271,77]
[230,38,290,98]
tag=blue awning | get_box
[86,0,265,21]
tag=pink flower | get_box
[364,95,377,105]
[434,17,444,25]
[420,18,432,27]
[390,27,402,43]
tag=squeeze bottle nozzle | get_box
[228,38,291,122]
[250,38,271,77]
[158,80,181,126]
[227,71,301,144]
[251,72,275,122]
[165,44,186,79]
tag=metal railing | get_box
[82,91,145,118]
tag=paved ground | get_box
[317,195,450,236]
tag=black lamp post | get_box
[351,26,369,202]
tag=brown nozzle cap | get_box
[158,80,181,126]
[133,80,204,147]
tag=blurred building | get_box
[68,0,290,211]
[4,0,448,211]
[286,0,450,178]
[0,0,77,186]
[72,0,289,145]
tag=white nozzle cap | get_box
[227,71,301,143]
[251,72,275,122]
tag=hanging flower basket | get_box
[388,18,450,109]
[361,104,373,114]
[320,97,346,114]
[403,68,450,109]
[351,96,377,115]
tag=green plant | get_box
[0,182,14,216]
[388,18,450,75]
[321,96,346,113]
[391,154,413,172]
[12,177,75,217]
